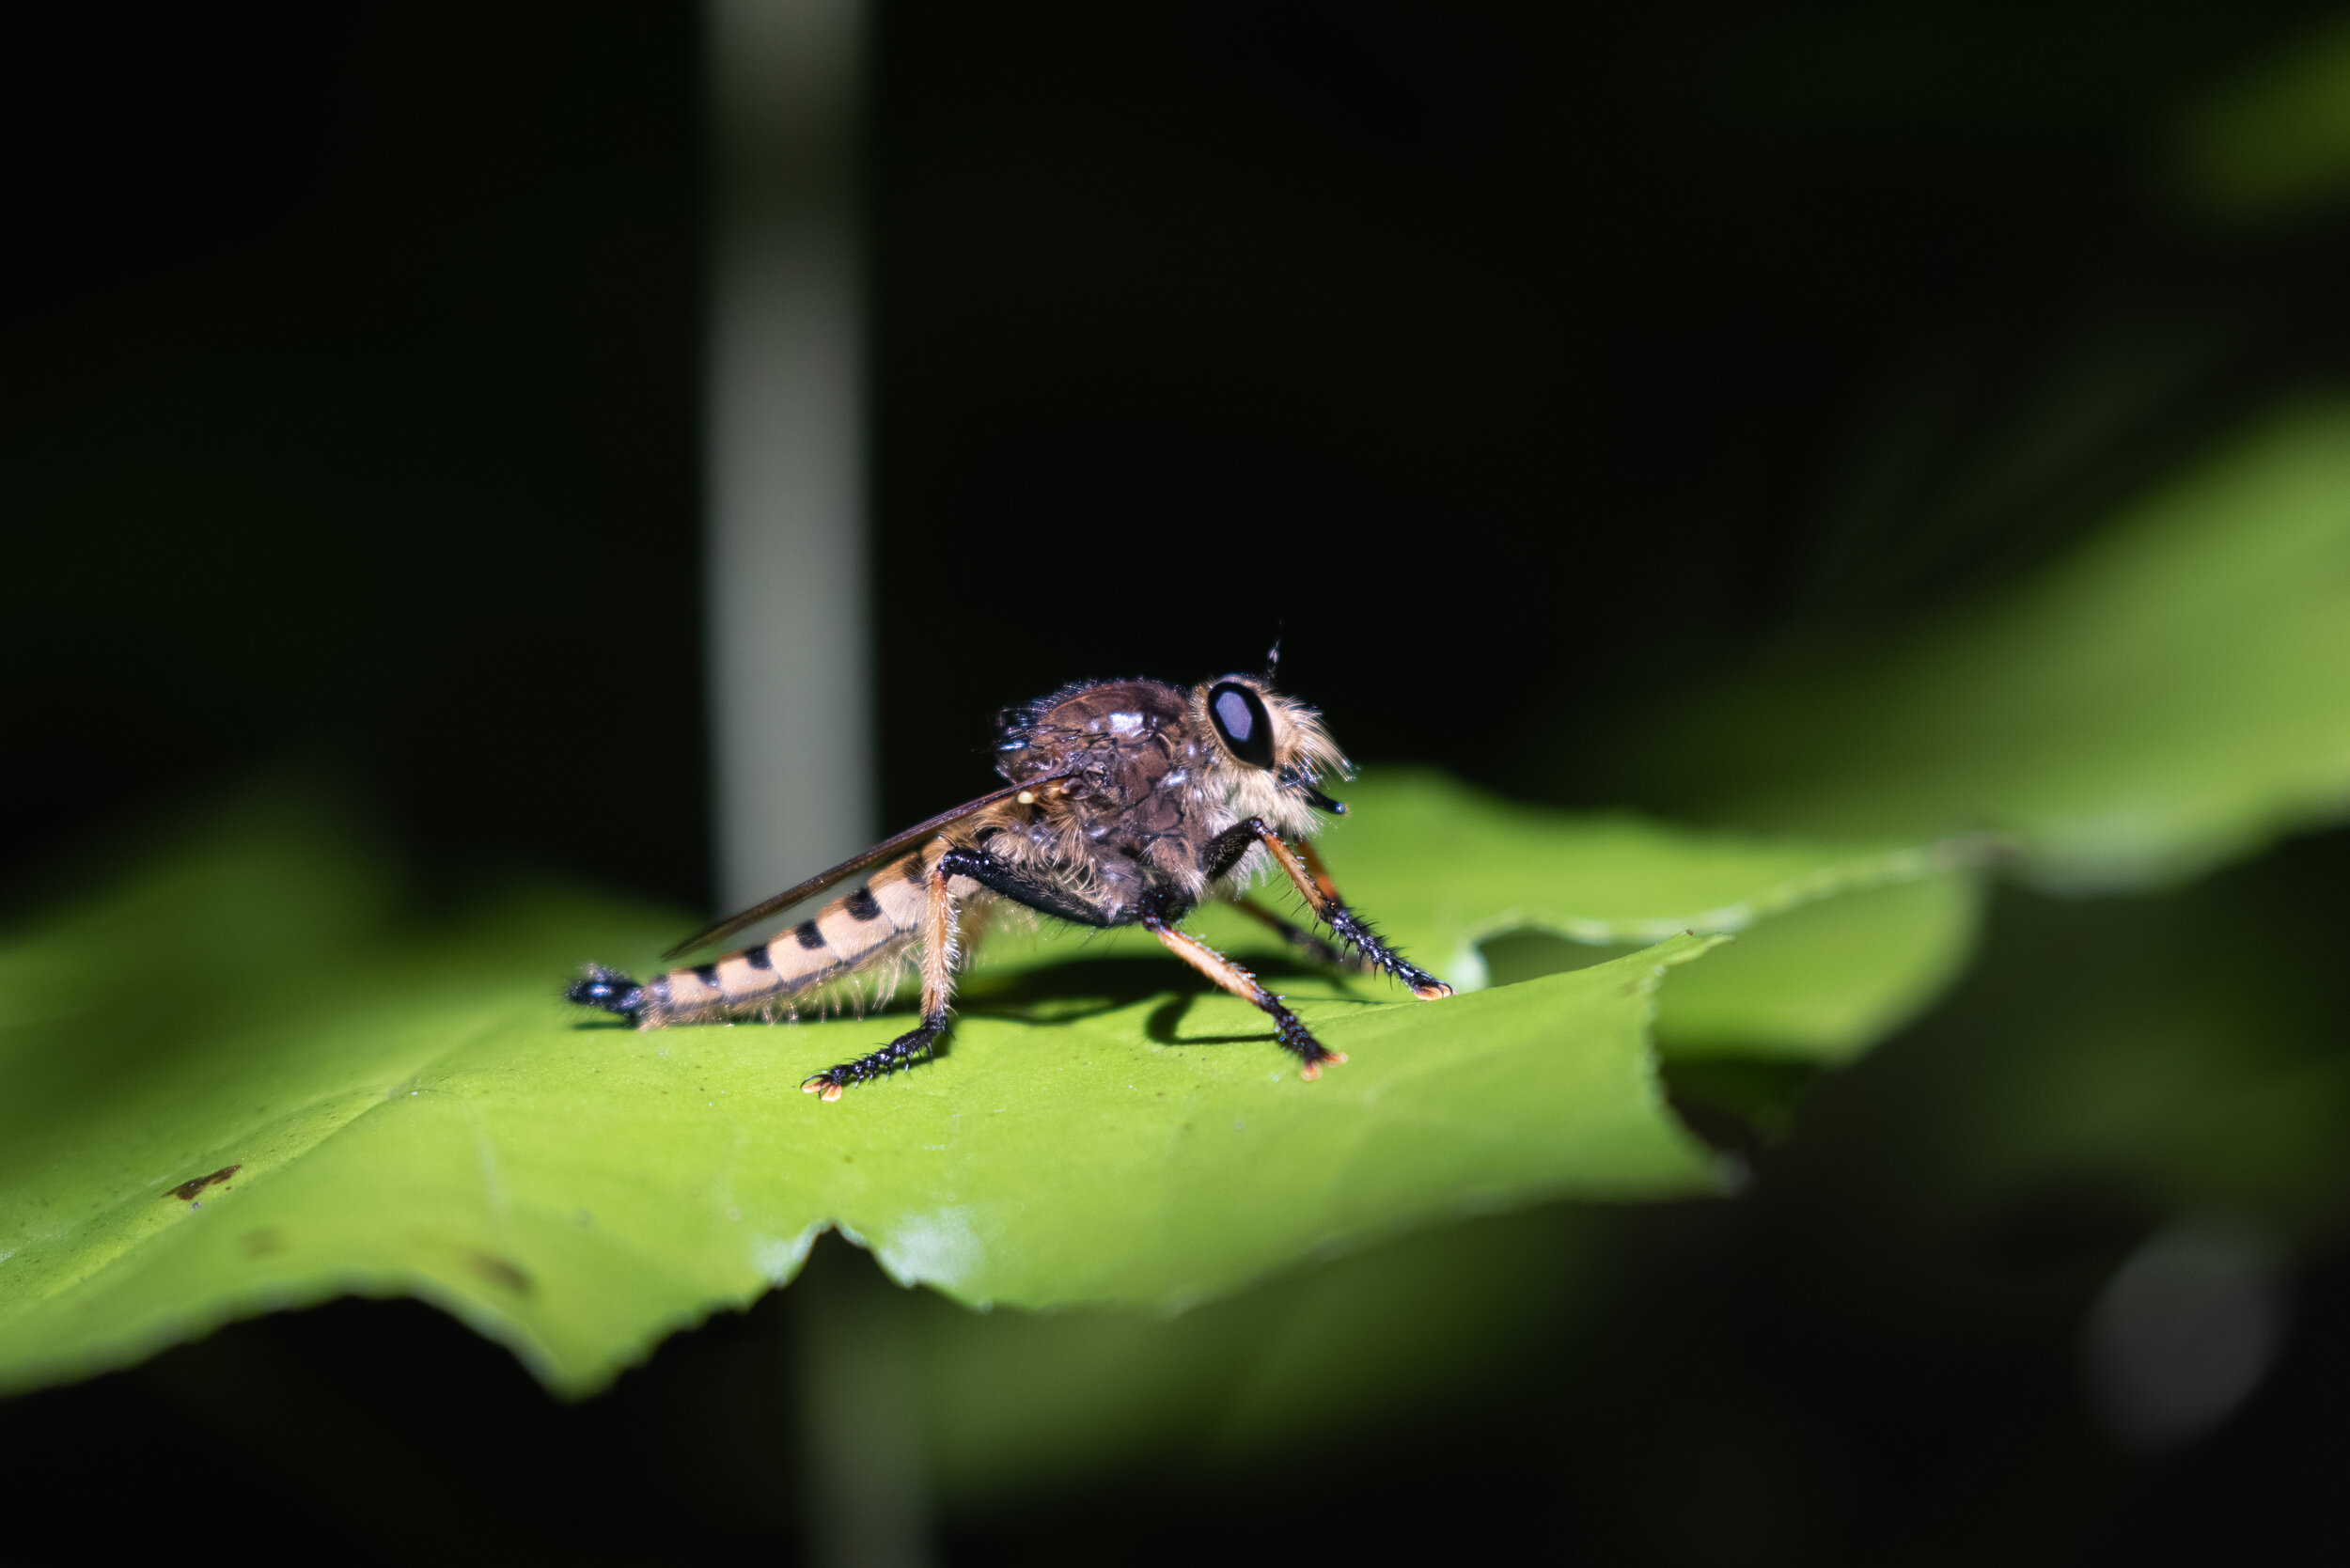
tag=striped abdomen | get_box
[638,842,943,1026]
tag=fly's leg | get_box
[803,861,964,1100]
[1283,834,1451,997]
[803,1016,947,1100]
[800,846,1122,1101]
[1201,820,1453,998]
[934,844,1347,1076]
[1143,914,1344,1079]
[1225,895,1372,975]
[930,847,1120,929]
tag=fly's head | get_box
[1191,675,1352,837]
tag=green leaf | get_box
[0,767,1986,1397]
[914,827,2350,1507]
[0,784,1744,1398]
[1607,401,2350,891]
[1652,873,1985,1062]
[1315,772,1988,1060]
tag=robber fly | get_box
[568,667,1450,1099]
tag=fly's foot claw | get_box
[1298,1048,1349,1082]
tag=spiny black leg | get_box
[1259,996,1335,1074]
[1314,901,1449,997]
[802,1015,947,1101]
[793,839,1121,1103]
[1227,896,1372,974]
[1144,914,1343,1078]
[1206,820,1452,998]
[934,846,1122,928]
[1199,820,1264,883]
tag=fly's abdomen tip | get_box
[568,964,646,1022]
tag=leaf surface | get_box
[1303,772,1987,1059]
[0,775,1973,1395]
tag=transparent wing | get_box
[660,772,1066,959]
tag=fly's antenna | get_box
[1263,633,1283,681]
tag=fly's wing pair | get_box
[661,772,1071,960]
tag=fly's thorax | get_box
[994,678,1193,779]
[972,792,1097,872]
[995,679,1218,830]
[980,670,1346,901]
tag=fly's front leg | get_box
[1225,895,1372,974]
[1201,820,1453,998]
[804,861,964,1100]
[1143,912,1343,1079]
[1284,834,1451,997]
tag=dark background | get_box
[6,2,2350,1560]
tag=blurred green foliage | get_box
[2176,12,2350,222]
[1603,401,2350,890]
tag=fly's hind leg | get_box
[1144,914,1343,1080]
[804,1019,946,1099]
[803,862,964,1100]
[1203,821,1453,999]
[798,846,1122,1101]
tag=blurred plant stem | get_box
[709,2,905,1555]
[707,0,874,910]
[797,1238,935,1568]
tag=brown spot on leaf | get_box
[167,1166,240,1201]
[467,1252,534,1294]
[241,1228,284,1258]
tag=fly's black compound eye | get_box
[1207,681,1276,768]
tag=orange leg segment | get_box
[1248,827,1452,999]
[1147,917,1344,1078]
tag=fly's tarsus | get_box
[1234,821,1452,999]
[1228,895,1371,973]
[802,1018,946,1101]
